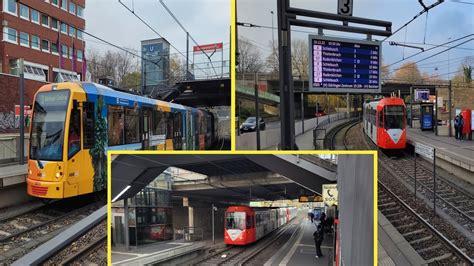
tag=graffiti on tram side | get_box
[90,96,107,192]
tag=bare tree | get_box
[291,39,308,79]
[392,62,422,83]
[115,49,138,85]
[237,37,264,73]
[169,55,187,86]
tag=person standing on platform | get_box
[310,211,315,223]
[459,114,464,141]
[313,224,324,258]
[320,212,326,231]
[454,115,460,140]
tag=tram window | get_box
[173,113,182,138]
[194,113,200,134]
[68,108,81,158]
[124,107,140,144]
[166,113,173,139]
[83,102,95,149]
[108,105,124,146]
[385,106,405,129]
[152,110,167,136]
[378,111,383,128]
[246,215,252,229]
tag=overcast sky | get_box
[84,0,231,64]
[237,0,474,79]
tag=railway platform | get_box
[0,163,29,209]
[269,218,334,265]
[111,240,207,265]
[406,127,474,183]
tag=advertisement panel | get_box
[193,42,223,53]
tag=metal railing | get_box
[313,112,361,149]
[173,227,204,242]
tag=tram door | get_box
[142,107,152,150]
[186,110,193,150]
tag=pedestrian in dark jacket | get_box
[454,115,460,140]
[320,212,326,230]
[459,115,464,141]
[313,224,324,258]
[310,212,314,223]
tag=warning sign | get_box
[322,184,338,206]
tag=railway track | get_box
[45,220,107,265]
[192,218,300,265]
[349,125,474,263]
[0,202,102,264]
[379,179,472,265]
[384,153,474,233]
[326,118,360,150]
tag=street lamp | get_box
[270,11,275,50]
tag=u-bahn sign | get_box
[299,195,323,202]
[322,184,338,206]
[309,35,381,94]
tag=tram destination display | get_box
[309,35,381,93]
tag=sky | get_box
[237,0,474,80]
[84,0,231,71]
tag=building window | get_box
[77,50,83,61]
[51,18,59,31]
[69,2,76,14]
[51,42,58,54]
[3,0,17,16]
[61,23,68,34]
[31,35,40,50]
[31,10,40,24]
[77,6,84,17]
[41,39,50,52]
[3,27,17,44]
[19,32,29,47]
[19,4,29,20]
[77,29,83,39]
[61,44,68,57]
[41,14,49,27]
[61,0,68,11]
[69,25,76,37]
[51,0,59,6]
[24,64,47,82]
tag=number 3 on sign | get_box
[338,0,353,16]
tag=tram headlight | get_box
[55,172,63,178]
[28,169,32,175]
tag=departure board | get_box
[309,35,381,93]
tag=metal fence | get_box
[173,227,204,242]
[313,112,362,149]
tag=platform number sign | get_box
[338,0,353,16]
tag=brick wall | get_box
[0,74,47,132]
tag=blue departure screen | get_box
[311,38,380,90]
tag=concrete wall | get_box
[236,113,346,150]
[192,206,226,241]
[0,134,29,162]
[337,154,374,265]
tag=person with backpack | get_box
[459,114,464,141]
[313,224,324,258]
[454,115,460,140]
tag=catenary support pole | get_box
[19,58,25,165]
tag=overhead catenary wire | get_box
[387,37,474,75]
[158,0,219,77]
[117,0,210,77]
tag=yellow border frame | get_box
[107,150,378,265]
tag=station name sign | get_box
[299,195,323,202]
[309,34,381,93]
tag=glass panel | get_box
[41,14,49,26]
[31,10,39,22]
[7,0,17,14]
[125,108,140,144]
[19,4,28,18]
[108,106,124,146]
[226,212,246,230]
[384,105,405,129]
[30,90,70,161]
[68,108,81,158]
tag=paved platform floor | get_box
[407,127,474,166]
[279,219,334,266]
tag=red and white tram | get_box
[224,206,297,245]
[363,97,406,149]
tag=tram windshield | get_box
[226,212,246,230]
[384,105,405,129]
[30,90,70,161]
